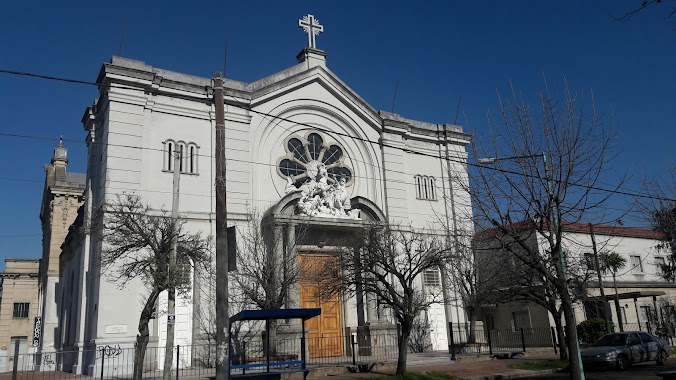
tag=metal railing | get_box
[1,334,400,379]
[447,325,556,356]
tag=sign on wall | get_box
[32,317,42,347]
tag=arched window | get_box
[278,132,353,187]
[414,175,437,201]
[163,139,199,174]
[187,143,199,174]
[163,140,176,171]
[177,142,186,172]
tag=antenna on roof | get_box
[391,80,399,113]
[223,39,228,78]
[453,96,462,125]
[117,16,128,56]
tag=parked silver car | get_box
[580,331,670,370]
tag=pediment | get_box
[244,63,382,132]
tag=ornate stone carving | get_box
[285,163,360,219]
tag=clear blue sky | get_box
[0,1,674,268]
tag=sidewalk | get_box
[308,351,562,380]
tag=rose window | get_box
[278,133,353,186]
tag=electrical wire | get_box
[0,68,672,203]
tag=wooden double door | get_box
[299,254,343,358]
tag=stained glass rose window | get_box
[278,133,352,186]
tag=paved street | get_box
[517,360,676,380]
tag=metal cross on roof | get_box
[298,14,323,49]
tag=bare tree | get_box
[229,208,309,355]
[613,0,676,24]
[334,224,452,375]
[97,194,211,380]
[643,168,676,282]
[450,232,504,343]
[193,261,258,367]
[474,228,591,360]
[463,80,624,379]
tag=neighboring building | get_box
[475,222,676,339]
[0,259,40,372]
[38,138,86,357]
[53,15,473,375]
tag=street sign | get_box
[167,314,176,325]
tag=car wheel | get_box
[616,354,629,370]
[657,350,668,365]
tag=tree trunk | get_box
[613,274,624,332]
[467,310,477,343]
[133,289,161,380]
[396,321,412,375]
[267,319,278,357]
[553,310,568,360]
[163,287,176,380]
[134,332,150,380]
[561,293,584,380]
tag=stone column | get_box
[286,223,300,309]
[353,245,366,326]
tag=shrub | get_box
[577,318,614,343]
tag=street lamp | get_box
[478,152,585,380]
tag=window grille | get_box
[13,303,29,318]
[423,269,441,287]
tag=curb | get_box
[459,369,560,380]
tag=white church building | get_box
[50,15,473,375]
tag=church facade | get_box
[56,15,472,375]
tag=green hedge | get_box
[577,318,614,343]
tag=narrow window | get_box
[179,144,184,172]
[167,143,173,171]
[630,255,643,273]
[415,175,437,200]
[423,269,440,287]
[13,303,29,318]
[190,146,195,173]
[423,177,428,199]
[430,177,436,200]
[415,175,422,198]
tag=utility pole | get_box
[435,124,454,354]
[589,223,611,334]
[214,72,230,380]
[442,124,463,336]
[163,147,181,380]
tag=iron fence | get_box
[447,324,556,356]
[0,334,399,379]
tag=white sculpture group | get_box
[285,162,360,219]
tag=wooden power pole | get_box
[214,72,230,380]
[163,148,181,379]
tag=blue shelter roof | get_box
[229,308,321,324]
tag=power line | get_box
[0,68,673,203]
[0,177,42,183]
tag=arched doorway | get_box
[266,193,387,359]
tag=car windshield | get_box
[593,334,627,347]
